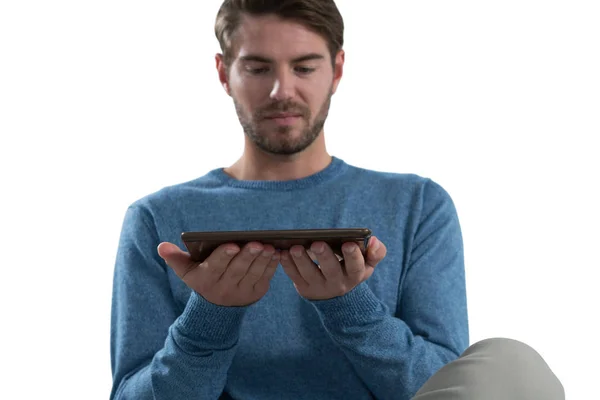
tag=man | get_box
[110,1,564,399]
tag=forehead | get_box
[232,14,329,60]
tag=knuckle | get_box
[240,250,260,261]
[246,269,264,281]
[179,263,197,280]
[229,267,247,279]
[260,250,275,260]
[252,282,268,295]
[198,261,211,272]
[332,284,347,297]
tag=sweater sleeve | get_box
[110,204,246,400]
[309,179,469,400]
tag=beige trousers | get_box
[413,338,565,399]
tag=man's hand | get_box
[157,241,280,306]
[279,236,387,300]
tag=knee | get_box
[467,337,537,356]
[465,337,565,399]
[466,337,550,367]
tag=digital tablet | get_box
[181,228,372,263]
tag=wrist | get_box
[309,282,387,328]
[176,291,248,346]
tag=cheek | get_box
[233,80,270,110]
[231,91,256,115]
[307,88,331,114]
[304,75,333,106]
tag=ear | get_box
[215,53,231,96]
[331,49,345,95]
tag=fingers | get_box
[157,242,195,278]
[280,249,308,287]
[252,255,280,293]
[365,236,386,266]
[220,242,264,284]
[238,245,278,287]
[310,242,343,280]
[341,242,366,278]
[162,236,387,304]
[199,243,242,282]
[288,245,325,284]
[159,241,242,285]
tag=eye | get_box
[295,66,316,74]
[244,65,316,75]
[246,67,270,75]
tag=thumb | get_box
[366,236,386,266]
[157,242,194,277]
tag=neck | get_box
[224,135,332,181]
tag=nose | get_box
[269,69,295,101]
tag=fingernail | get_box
[313,243,325,254]
[371,237,380,251]
[261,250,273,258]
[226,248,239,256]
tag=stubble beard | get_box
[233,90,333,156]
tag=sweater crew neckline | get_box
[209,156,348,191]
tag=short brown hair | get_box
[215,0,344,69]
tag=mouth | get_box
[263,113,303,126]
[264,113,302,119]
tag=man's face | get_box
[223,14,342,156]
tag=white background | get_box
[1,1,598,399]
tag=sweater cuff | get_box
[309,282,387,328]
[176,291,247,345]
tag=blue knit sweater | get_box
[110,156,469,400]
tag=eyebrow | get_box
[238,53,326,64]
